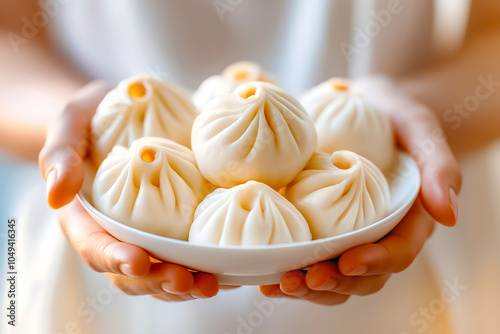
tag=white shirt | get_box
[49,0,468,91]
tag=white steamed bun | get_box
[189,181,312,246]
[91,74,198,165]
[191,81,317,189]
[192,61,274,110]
[92,137,208,240]
[300,78,395,171]
[285,150,390,239]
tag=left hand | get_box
[39,81,221,301]
[259,75,462,305]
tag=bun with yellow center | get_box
[91,74,198,166]
[191,81,317,189]
[92,137,207,240]
[301,78,395,171]
[285,150,390,239]
[192,61,274,110]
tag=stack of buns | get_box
[90,62,395,246]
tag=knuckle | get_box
[60,146,84,170]
[74,235,108,273]
[38,142,85,172]
[101,242,122,270]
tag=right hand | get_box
[39,81,220,301]
[260,75,462,305]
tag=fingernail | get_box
[46,169,58,197]
[161,281,180,294]
[281,273,303,293]
[119,263,134,276]
[348,265,368,276]
[262,286,282,297]
[189,289,209,299]
[318,277,338,291]
[449,187,458,222]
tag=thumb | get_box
[39,81,111,209]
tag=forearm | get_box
[0,36,86,161]
[399,26,500,154]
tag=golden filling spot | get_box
[233,70,250,81]
[239,86,257,99]
[331,81,349,91]
[140,148,157,162]
[333,155,353,170]
[128,82,147,99]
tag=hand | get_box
[39,81,220,301]
[259,75,462,305]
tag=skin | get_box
[2,0,499,304]
[259,80,459,304]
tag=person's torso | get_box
[49,0,469,94]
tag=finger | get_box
[39,80,111,209]
[280,271,309,297]
[258,284,283,297]
[306,262,391,296]
[106,262,194,296]
[151,294,196,302]
[260,285,350,306]
[338,200,435,276]
[277,271,350,306]
[391,106,462,226]
[260,278,306,298]
[189,272,219,299]
[59,199,151,277]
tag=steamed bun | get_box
[189,181,312,246]
[191,81,317,189]
[91,74,198,165]
[92,137,208,240]
[192,61,274,110]
[300,78,395,171]
[285,150,390,239]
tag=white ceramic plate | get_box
[78,152,420,286]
